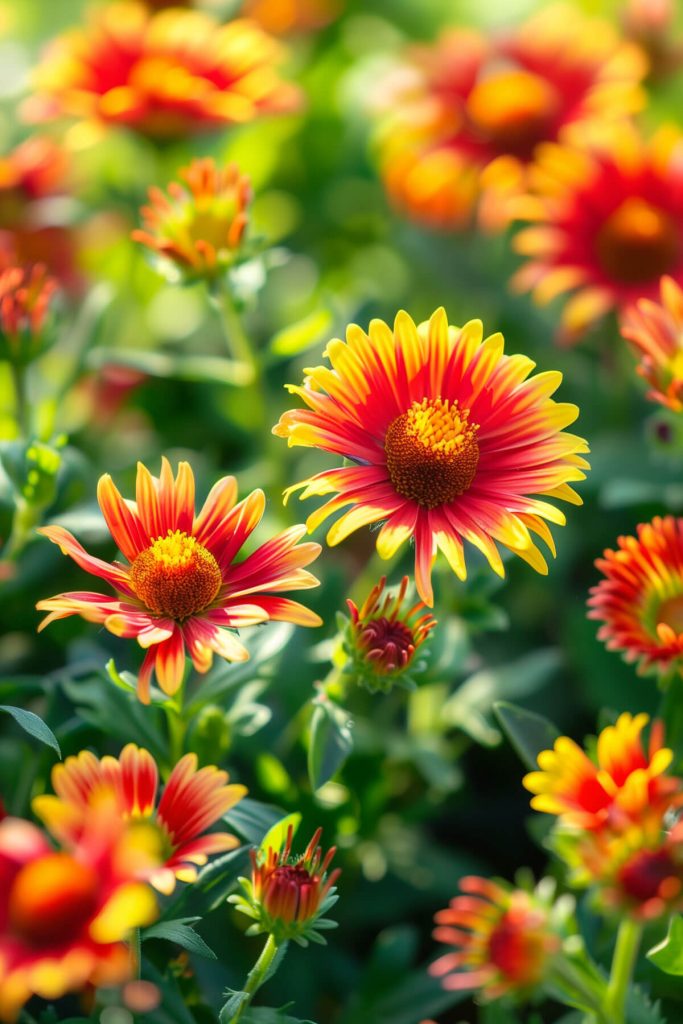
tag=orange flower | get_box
[523,713,682,831]
[344,575,436,691]
[273,307,589,606]
[512,126,683,339]
[33,744,246,895]
[243,0,340,35]
[0,264,58,364]
[231,826,340,945]
[132,158,251,281]
[0,803,157,1022]
[376,6,645,231]
[620,275,683,412]
[430,876,563,999]
[36,458,322,702]
[29,2,301,140]
[588,516,683,677]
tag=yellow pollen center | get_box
[657,594,683,635]
[384,397,480,508]
[130,529,222,621]
[597,198,680,285]
[467,69,559,155]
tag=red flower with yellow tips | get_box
[588,516,683,677]
[33,744,246,895]
[512,126,683,339]
[0,802,157,1023]
[376,5,645,231]
[29,2,301,140]
[273,307,589,607]
[0,264,58,364]
[132,158,251,282]
[620,275,683,412]
[36,458,322,702]
[430,876,564,1000]
[523,712,682,831]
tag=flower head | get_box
[430,876,565,1000]
[512,126,683,339]
[133,158,251,282]
[523,712,682,831]
[588,516,683,678]
[0,802,157,1023]
[243,0,340,35]
[376,6,645,231]
[273,307,589,607]
[30,2,301,140]
[620,275,683,412]
[33,744,246,895]
[342,575,436,692]
[0,264,58,364]
[36,458,322,702]
[230,826,340,945]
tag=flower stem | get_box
[10,362,29,437]
[211,285,259,383]
[603,918,642,1024]
[226,933,282,1024]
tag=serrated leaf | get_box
[625,985,666,1024]
[143,917,216,959]
[493,701,560,771]
[260,812,302,855]
[647,914,683,975]
[308,700,353,791]
[0,705,60,756]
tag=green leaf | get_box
[224,797,286,845]
[260,812,302,855]
[308,699,353,791]
[0,705,60,756]
[88,348,252,386]
[270,308,333,357]
[647,914,683,975]
[493,701,560,771]
[143,917,216,959]
[624,986,666,1024]
[239,1010,316,1024]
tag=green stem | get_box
[3,498,41,560]
[211,285,259,382]
[164,686,186,770]
[603,919,642,1024]
[130,927,142,980]
[228,933,280,1024]
[10,362,29,437]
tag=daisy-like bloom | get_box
[512,125,683,340]
[588,516,683,678]
[0,264,58,365]
[343,575,436,692]
[620,275,683,412]
[273,307,589,607]
[33,743,246,895]
[376,5,646,231]
[230,826,340,945]
[36,458,322,703]
[132,158,251,282]
[523,712,683,831]
[0,802,157,1023]
[29,2,301,140]
[430,876,565,999]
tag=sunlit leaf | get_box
[0,705,60,756]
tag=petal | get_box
[37,525,134,596]
[97,475,148,561]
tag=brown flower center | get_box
[358,617,416,674]
[657,593,683,635]
[9,853,99,946]
[466,70,559,157]
[596,198,680,285]
[385,397,479,509]
[130,529,222,620]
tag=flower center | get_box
[596,198,680,285]
[358,617,416,674]
[657,593,683,635]
[130,529,222,620]
[466,69,559,157]
[384,397,479,509]
[9,853,99,946]
[618,848,681,903]
[487,907,552,985]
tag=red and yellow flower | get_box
[36,458,322,702]
[231,825,340,945]
[588,516,683,678]
[430,876,563,999]
[0,264,58,365]
[29,2,301,140]
[512,126,683,339]
[33,743,246,895]
[273,307,589,607]
[620,275,683,412]
[343,575,436,691]
[376,6,646,231]
[132,158,251,282]
[523,713,682,831]
[0,802,157,1022]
